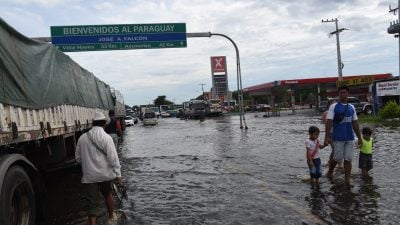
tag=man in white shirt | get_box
[75,112,122,225]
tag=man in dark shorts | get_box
[75,112,122,225]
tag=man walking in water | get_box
[324,86,362,185]
[75,112,122,225]
[105,109,122,149]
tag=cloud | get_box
[0,0,398,105]
[1,0,73,7]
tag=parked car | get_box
[160,111,170,117]
[324,97,372,115]
[318,99,336,112]
[347,97,373,115]
[124,116,134,126]
[318,100,328,112]
[245,105,257,112]
[256,104,271,112]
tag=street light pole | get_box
[211,33,247,129]
[187,32,248,129]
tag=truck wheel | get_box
[364,106,373,115]
[0,166,36,225]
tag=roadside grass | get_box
[358,114,381,124]
[358,114,400,126]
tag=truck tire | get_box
[0,165,36,225]
[364,106,373,115]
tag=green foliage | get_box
[378,101,400,119]
[154,95,173,106]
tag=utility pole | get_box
[388,1,400,92]
[321,18,348,81]
[199,83,205,100]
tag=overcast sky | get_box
[0,0,398,105]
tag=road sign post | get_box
[50,23,187,52]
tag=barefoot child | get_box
[359,127,374,179]
[306,126,326,184]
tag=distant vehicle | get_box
[245,105,257,112]
[318,100,330,112]
[188,100,207,119]
[143,110,158,126]
[207,99,223,116]
[160,105,174,117]
[256,104,271,112]
[221,100,237,111]
[182,101,191,118]
[176,108,184,118]
[124,116,134,126]
[148,106,161,118]
[160,111,170,117]
[347,97,373,115]
[325,97,372,115]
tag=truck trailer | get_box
[0,18,124,225]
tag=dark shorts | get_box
[84,181,113,216]
[359,152,373,171]
[309,158,322,179]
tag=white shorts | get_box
[332,141,354,162]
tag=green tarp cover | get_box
[0,18,114,110]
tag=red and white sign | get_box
[211,56,226,73]
[377,80,400,96]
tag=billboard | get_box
[336,76,374,87]
[376,80,400,96]
[211,56,226,73]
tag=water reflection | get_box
[306,186,328,220]
[304,177,381,225]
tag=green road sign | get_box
[50,23,187,52]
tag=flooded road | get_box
[40,111,400,224]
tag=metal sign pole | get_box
[210,33,247,129]
[187,32,248,129]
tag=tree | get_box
[153,95,173,106]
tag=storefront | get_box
[372,78,400,112]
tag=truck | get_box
[0,18,125,225]
[207,99,223,116]
[187,100,208,119]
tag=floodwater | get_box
[40,110,400,225]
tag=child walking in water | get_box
[306,126,326,184]
[359,127,374,179]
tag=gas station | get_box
[243,73,393,109]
